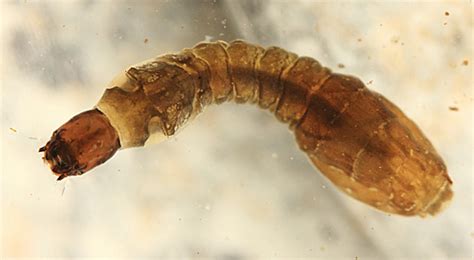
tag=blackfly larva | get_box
[40,40,453,217]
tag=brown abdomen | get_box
[125,40,452,217]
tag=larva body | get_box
[41,40,452,217]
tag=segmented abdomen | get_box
[127,41,332,132]
[122,40,451,216]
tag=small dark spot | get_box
[462,59,469,66]
[448,106,459,111]
[445,11,450,16]
[390,36,400,44]
[9,127,17,133]
[366,80,373,85]
[310,96,343,128]
[443,22,448,26]
[364,140,392,157]
[357,38,362,42]
[337,63,345,68]
[144,38,148,44]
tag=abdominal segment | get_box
[47,40,452,217]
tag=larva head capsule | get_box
[39,109,120,180]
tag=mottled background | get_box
[1,0,472,259]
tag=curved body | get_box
[41,40,452,217]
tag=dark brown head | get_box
[40,109,120,180]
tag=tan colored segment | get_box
[294,74,395,209]
[96,87,156,148]
[143,62,197,136]
[276,56,331,125]
[256,47,298,111]
[137,61,196,136]
[297,74,396,176]
[192,41,234,103]
[376,93,453,213]
[294,74,367,151]
[226,40,265,103]
[350,117,452,216]
[375,93,445,163]
[308,154,401,215]
[159,50,213,114]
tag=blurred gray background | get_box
[1,0,472,259]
